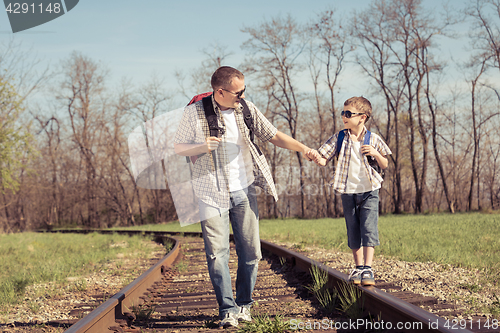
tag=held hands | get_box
[206,137,221,152]
[306,149,320,162]
[306,149,326,166]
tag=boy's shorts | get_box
[341,189,380,249]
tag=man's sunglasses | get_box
[221,86,246,98]
[341,110,365,118]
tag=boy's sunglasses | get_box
[341,110,365,118]
[221,86,246,98]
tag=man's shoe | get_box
[361,268,375,286]
[348,269,363,285]
[237,306,252,322]
[219,312,238,328]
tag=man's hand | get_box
[206,137,221,152]
[303,148,313,161]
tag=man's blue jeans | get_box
[200,184,261,318]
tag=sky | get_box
[0,0,488,107]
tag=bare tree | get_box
[467,0,500,74]
[33,116,62,227]
[353,0,453,213]
[175,43,233,100]
[465,0,500,210]
[128,77,176,224]
[241,15,309,217]
[0,39,49,232]
[308,9,352,217]
[424,78,455,213]
[483,128,500,209]
[57,52,108,227]
[353,0,408,213]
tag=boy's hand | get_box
[361,145,378,157]
[362,144,389,169]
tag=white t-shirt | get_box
[345,140,377,194]
[220,109,255,191]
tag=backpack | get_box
[186,93,262,164]
[335,129,383,176]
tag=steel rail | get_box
[41,230,182,333]
[260,239,471,333]
[42,229,471,333]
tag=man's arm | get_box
[269,131,312,160]
[174,137,221,156]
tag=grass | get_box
[2,212,498,319]
[0,231,160,312]
[262,213,500,276]
[119,212,500,275]
[128,301,157,327]
[306,264,337,313]
[336,281,363,319]
[376,213,500,272]
[237,314,291,333]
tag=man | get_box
[174,66,311,328]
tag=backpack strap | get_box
[363,130,384,175]
[334,128,383,175]
[200,96,223,191]
[240,99,262,156]
[191,95,262,155]
[202,96,224,138]
[364,130,371,145]
[335,129,370,157]
[186,96,223,165]
[335,129,347,157]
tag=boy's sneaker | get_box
[237,306,252,322]
[360,268,375,286]
[348,269,363,285]
[219,312,239,328]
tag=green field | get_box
[0,232,161,311]
[119,212,500,274]
[1,213,499,312]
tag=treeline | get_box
[1,0,499,232]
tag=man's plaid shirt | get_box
[174,95,278,209]
[318,127,392,194]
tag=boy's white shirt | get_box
[345,140,380,193]
[318,125,392,194]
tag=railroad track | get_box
[40,230,485,333]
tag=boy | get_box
[307,96,391,286]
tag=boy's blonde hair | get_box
[344,96,372,121]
